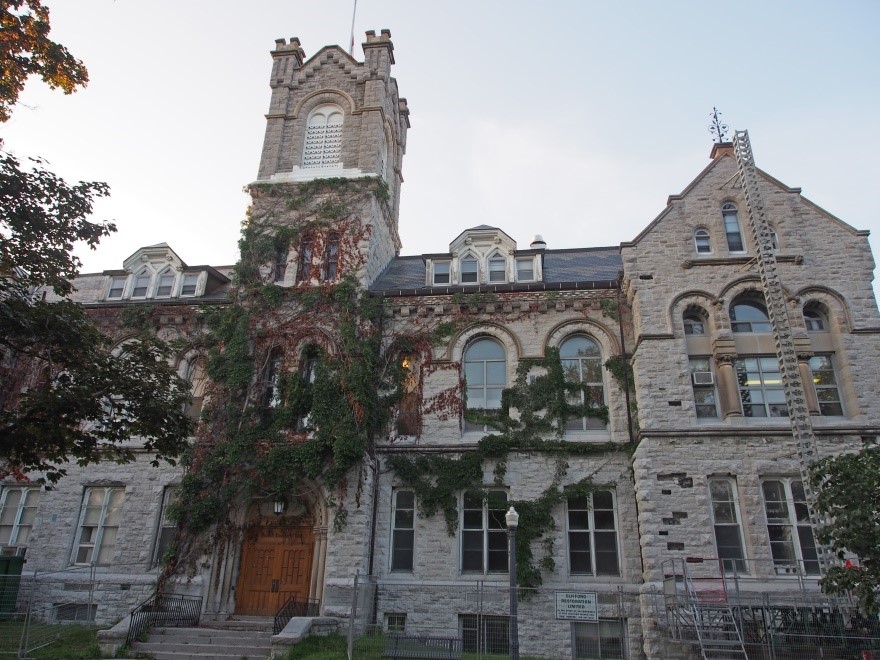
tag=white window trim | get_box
[72,487,125,566]
[487,252,507,284]
[155,268,176,298]
[180,273,200,297]
[516,257,535,282]
[130,270,152,299]
[694,228,712,255]
[760,478,820,576]
[735,356,787,418]
[722,203,746,254]
[459,254,479,285]
[107,276,127,300]
[0,487,41,547]
[432,260,451,286]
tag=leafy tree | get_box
[0,0,88,122]
[810,444,880,616]
[0,0,193,482]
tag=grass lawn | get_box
[0,622,101,659]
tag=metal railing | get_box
[125,592,201,647]
[273,595,320,634]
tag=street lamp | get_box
[506,506,520,660]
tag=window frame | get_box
[689,356,718,419]
[155,269,175,298]
[730,298,772,333]
[131,271,151,299]
[152,486,179,567]
[560,335,606,431]
[0,487,41,547]
[390,490,415,572]
[487,254,506,283]
[708,478,747,574]
[809,354,843,416]
[460,490,508,574]
[760,478,820,576]
[683,313,706,336]
[460,256,478,284]
[722,202,745,253]
[571,619,626,659]
[324,234,340,281]
[107,276,126,300]
[566,491,620,576]
[180,273,199,297]
[693,228,712,254]
[72,487,125,566]
[296,237,313,283]
[432,261,450,285]
[735,356,788,418]
[516,257,535,282]
[803,307,827,332]
[460,614,509,655]
[463,338,506,432]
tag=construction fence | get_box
[325,577,645,659]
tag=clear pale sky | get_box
[2,1,879,289]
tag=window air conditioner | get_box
[0,546,26,557]
[692,371,714,386]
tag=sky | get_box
[2,1,879,286]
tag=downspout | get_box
[616,273,634,444]
[365,298,386,627]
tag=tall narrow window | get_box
[0,487,40,547]
[761,479,819,575]
[73,487,124,565]
[183,358,208,420]
[131,271,150,298]
[461,490,507,573]
[324,234,339,281]
[156,270,175,297]
[689,357,718,418]
[560,335,605,431]
[274,244,289,283]
[296,346,319,431]
[722,203,745,252]
[391,490,414,571]
[460,256,478,284]
[708,479,747,573]
[488,255,506,283]
[302,105,343,169]
[397,355,420,436]
[736,356,787,417]
[730,297,771,332]
[463,338,505,432]
[694,229,712,254]
[296,237,313,282]
[107,276,126,299]
[153,486,179,566]
[567,491,619,576]
[377,128,388,180]
[809,354,843,416]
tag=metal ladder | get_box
[732,130,830,574]
[683,571,748,659]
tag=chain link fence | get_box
[327,576,644,659]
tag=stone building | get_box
[5,31,880,659]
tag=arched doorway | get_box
[235,500,317,616]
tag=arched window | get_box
[722,203,745,253]
[560,335,605,430]
[463,338,505,431]
[460,256,478,284]
[730,297,771,333]
[302,105,344,169]
[694,229,712,254]
[263,350,283,409]
[156,269,175,297]
[131,271,151,298]
[683,311,707,335]
[296,236,313,282]
[296,345,319,431]
[803,305,827,332]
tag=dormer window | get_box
[461,257,478,284]
[516,258,534,282]
[181,274,199,297]
[433,261,450,285]
[107,277,126,299]
[488,255,506,283]
[132,272,150,298]
[156,270,175,297]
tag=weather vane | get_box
[708,107,730,144]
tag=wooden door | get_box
[236,525,314,616]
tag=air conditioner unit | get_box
[692,371,714,386]
[0,545,26,557]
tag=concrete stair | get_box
[130,624,272,660]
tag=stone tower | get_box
[250,31,410,287]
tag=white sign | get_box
[555,591,598,621]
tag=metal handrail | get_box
[125,592,201,647]
[273,595,319,635]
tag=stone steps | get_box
[130,625,272,660]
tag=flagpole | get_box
[349,0,358,55]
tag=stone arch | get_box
[544,319,620,358]
[292,89,356,119]
[448,323,521,364]
[668,290,720,337]
[795,286,853,333]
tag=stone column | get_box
[713,335,741,419]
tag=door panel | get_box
[236,525,314,616]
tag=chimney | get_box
[530,235,547,250]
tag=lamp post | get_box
[506,506,520,660]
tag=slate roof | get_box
[371,246,622,294]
